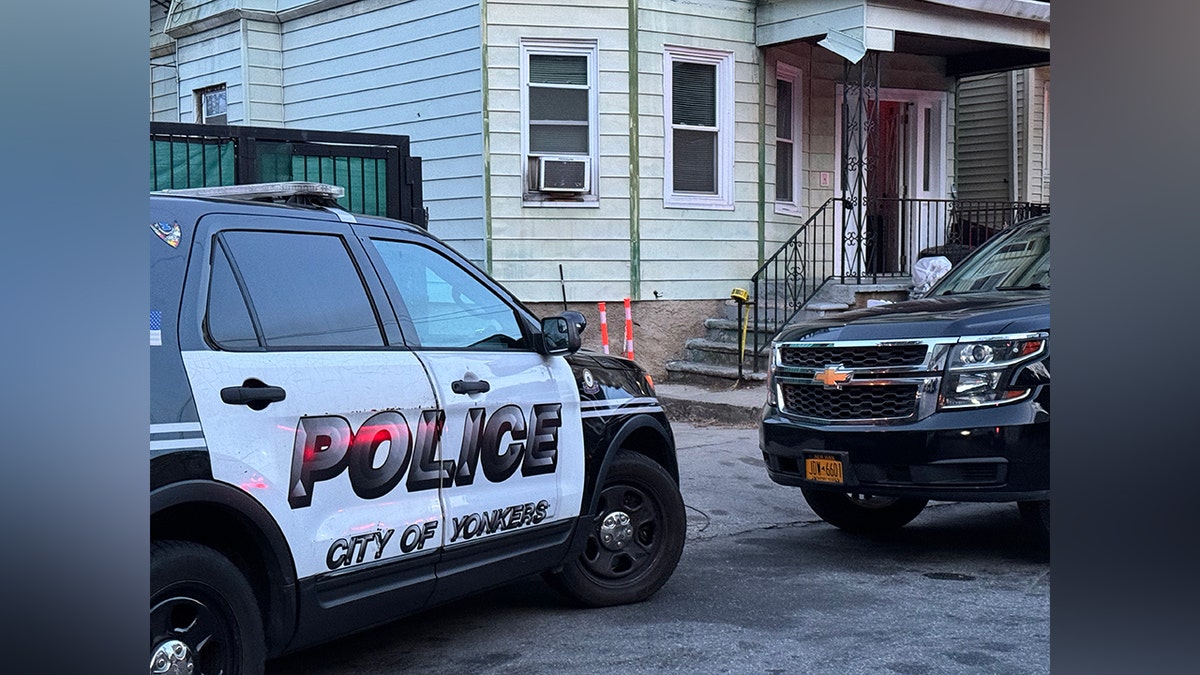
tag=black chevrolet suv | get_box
[150,183,685,675]
[760,216,1049,537]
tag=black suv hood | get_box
[774,292,1049,343]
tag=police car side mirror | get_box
[536,314,582,356]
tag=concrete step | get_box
[664,360,767,388]
[804,281,911,307]
[703,318,777,344]
[684,338,770,370]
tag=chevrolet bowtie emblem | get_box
[814,365,853,389]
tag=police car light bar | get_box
[155,181,345,200]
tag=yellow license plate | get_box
[805,456,844,484]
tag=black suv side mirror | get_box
[561,310,587,335]
[535,313,582,355]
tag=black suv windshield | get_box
[930,216,1049,296]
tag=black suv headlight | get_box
[940,333,1048,409]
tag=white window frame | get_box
[663,45,735,210]
[520,39,600,207]
[194,83,227,125]
[774,62,803,216]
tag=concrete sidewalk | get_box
[655,381,767,428]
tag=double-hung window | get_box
[663,46,734,209]
[774,62,802,214]
[522,40,599,204]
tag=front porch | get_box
[664,195,1046,386]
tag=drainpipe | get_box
[481,0,493,273]
[627,0,641,300]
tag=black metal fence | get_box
[846,198,1049,279]
[150,122,426,227]
[747,197,1048,372]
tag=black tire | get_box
[151,540,265,675]
[1018,500,1050,543]
[546,452,686,607]
[801,488,928,533]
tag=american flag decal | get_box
[151,310,162,346]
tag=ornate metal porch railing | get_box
[746,197,1048,373]
[843,198,1050,280]
[749,197,841,370]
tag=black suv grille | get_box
[781,383,919,420]
[779,345,928,369]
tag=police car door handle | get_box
[451,379,490,395]
[220,381,287,408]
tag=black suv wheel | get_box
[802,489,928,533]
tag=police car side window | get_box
[371,240,527,350]
[206,241,260,349]
[210,231,385,349]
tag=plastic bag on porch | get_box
[911,255,952,298]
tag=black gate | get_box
[150,122,425,227]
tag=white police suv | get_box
[150,183,685,675]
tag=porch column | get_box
[841,51,880,281]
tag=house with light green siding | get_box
[150,0,1049,378]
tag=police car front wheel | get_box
[546,452,685,607]
[151,540,265,675]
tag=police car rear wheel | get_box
[801,489,928,533]
[547,452,685,607]
[151,540,265,675]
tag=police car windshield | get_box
[931,217,1049,296]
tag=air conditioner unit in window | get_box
[536,156,591,193]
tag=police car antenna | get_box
[559,264,568,311]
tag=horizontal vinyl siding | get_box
[486,0,633,302]
[150,4,179,121]
[175,22,243,123]
[955,72,1011,201]
[1029,67,1049,203]
[281,0,486,264]
[245,19,284,126]
[637,0,762,301]
[151,66,181,122]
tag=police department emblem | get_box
[152,221,182,248]
[581,369,600,394]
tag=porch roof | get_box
[757,0,1049,77]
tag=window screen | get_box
[212,231,383,348]
[775,78,794,202]
[671,61,718,194]
[528,54,590,155]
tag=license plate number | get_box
[805,456,844,484]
